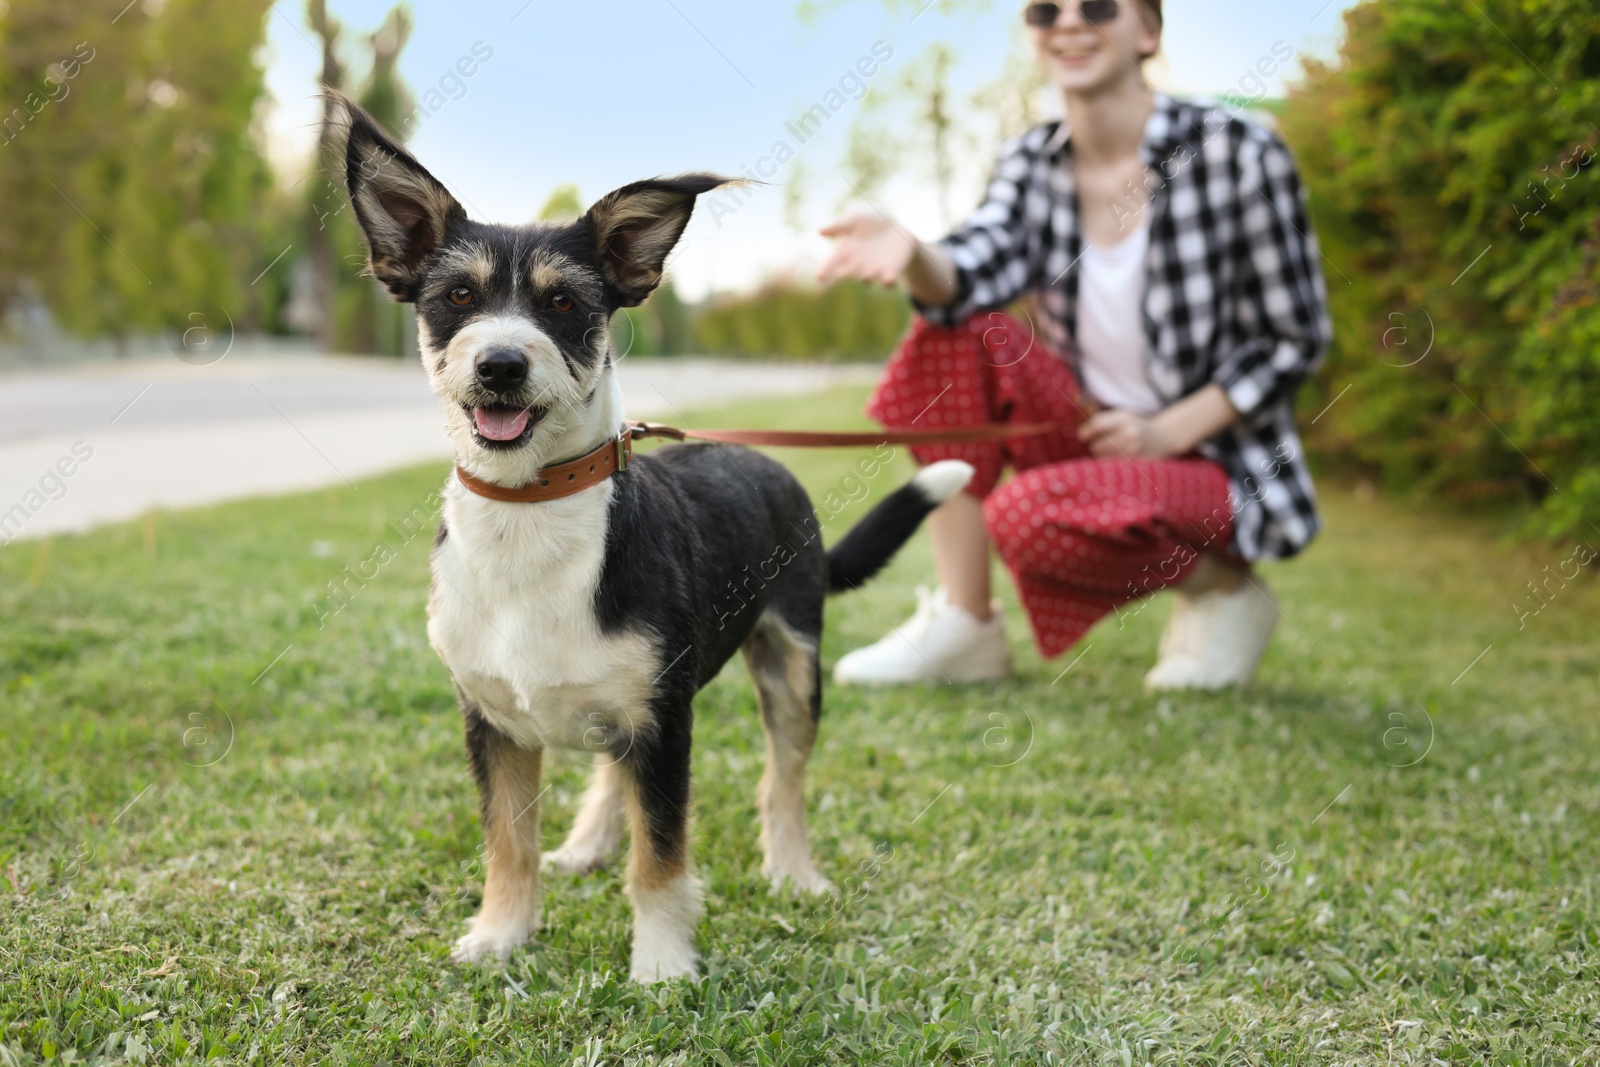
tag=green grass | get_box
[1,386,1597,1065]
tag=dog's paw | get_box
[765,864,834,896]
[541,844,612,876]
[629,943,700,983]
[449,916,535,965]
[626,873,704,983]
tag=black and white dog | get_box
[334,94,971,981]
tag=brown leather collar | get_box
[455,429,633,503]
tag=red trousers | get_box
[867,314,1235,658]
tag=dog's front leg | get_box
[452,707,543,964]
[621,706,703,982]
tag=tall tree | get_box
[359,6,413,131]
[304,0,345,352]
[0,0,276,341]
[537,184,583,222]
[297,1,417,356]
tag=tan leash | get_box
[455,419,1071,504]
[626,419,1068,448]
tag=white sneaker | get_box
[833,586,1012,686]
[1144,578,1279,691]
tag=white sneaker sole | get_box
[1145,581,1278,691]
[833,647,1012,686]
[833,611,1013,686]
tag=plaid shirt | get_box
[915,93,1333,561]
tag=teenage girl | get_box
[820,0,1331,688]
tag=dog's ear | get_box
[583,175,736,306]
[328,89,466,302]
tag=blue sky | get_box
[262,0,1360,299]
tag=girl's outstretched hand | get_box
[818,213,917,287]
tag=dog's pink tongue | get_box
[473,407,531,441]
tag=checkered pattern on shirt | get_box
[913,93,1333,561]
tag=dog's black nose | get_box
[475,348,529,393]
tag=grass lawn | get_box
[2,385,1597,1066]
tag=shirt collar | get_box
[1043,91,1187,161]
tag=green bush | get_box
[692,278,910,361]
[617,279,694,357]
[1281,0,1600,538]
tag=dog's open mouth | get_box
[468,404,545,446]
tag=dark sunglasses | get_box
[1024,1,1119,27]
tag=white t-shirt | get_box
[1076,223,1161,416]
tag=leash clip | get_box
[615,430,631,472]
[629,420,688,442]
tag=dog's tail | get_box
[825,460,975,594]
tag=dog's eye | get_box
[447,287,475,307]
[549,294,575,313]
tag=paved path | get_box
[0,354,878,544]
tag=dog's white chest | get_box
[428,479,659,752]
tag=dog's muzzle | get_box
[466,348,543,445]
